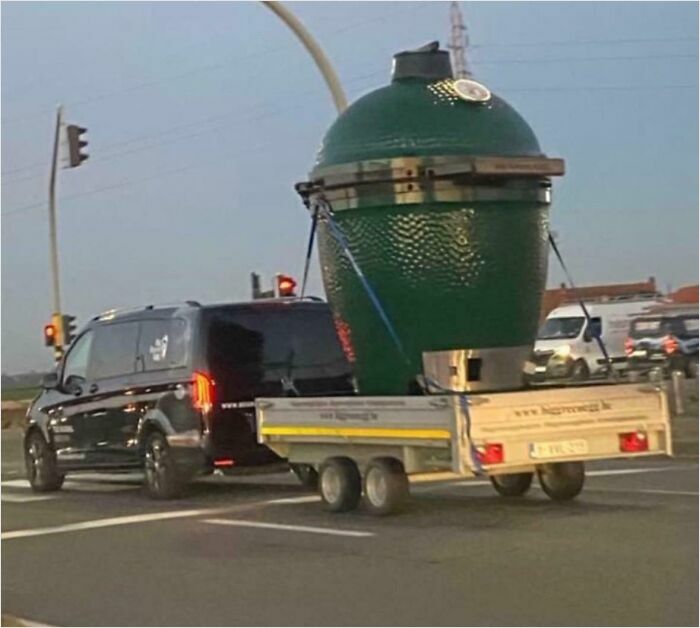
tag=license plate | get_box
[529,439,588,460]
[631,350,647,358]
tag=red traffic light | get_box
[43,324,57,347]
[277,274,297,297]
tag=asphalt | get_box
[1,428,698,627]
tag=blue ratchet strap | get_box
[548,232,615,378]
[300,204,319,298]
[422,375,484,476]
[316,198,410,364]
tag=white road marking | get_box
[585,465,697,477]
[1,494,56,503]
[1,478,138,492]
[585,488,698,497]
[449,465,697,487]
[1,508,226,541]
[203,518,374,538]
[266,495,321,504]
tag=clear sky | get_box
[2,1,698,373]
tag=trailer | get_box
[256,382,671,515]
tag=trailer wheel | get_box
[319,457,361,512]
[489,472,533,497]
[363,458,409,516]
[537,462,585,501]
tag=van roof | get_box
[546,298,664,319]
[93,297,326,323]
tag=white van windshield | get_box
[538,316,585,340]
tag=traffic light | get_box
[276,274,297,298]
[61,314,78,346]
[43,323,58,347]
[66,124,88,168]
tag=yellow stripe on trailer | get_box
[260,426,451,440]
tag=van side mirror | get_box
[41,372,59,390]
[63,374,85,396]
[583,328,592,343]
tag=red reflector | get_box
[214,458,235,467]
[619,431,649,453]
[624,337,634,356]
[192,371,215,413]
[476,443,504,465]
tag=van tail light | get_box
[624,337,635,356]
[663,335,679,355]
[192,371,215,413]
[214,458,235,468]
[619,431,649,453]
[475,443,504,465]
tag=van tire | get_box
[537,462,585,501]
[291,463,319,489]
[144,432,184,499]
[686,358,698,379]
[490,472,533,497]
[25,431,64,492]
[319,457,361,512]
[571,360,590,381]
[363,458,409,516]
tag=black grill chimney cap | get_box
[392,41,453,82]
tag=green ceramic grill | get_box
[297,43,565,395]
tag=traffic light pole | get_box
[48,105,64,361]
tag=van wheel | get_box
[571,360,589,381]
[490,472,533,497]
[686,358,698,379]
[291,464,319,489]
[144,432,184,499]
[363,458,409,516]
[537,462,585,501]
[25,431,64,492]
[319,457,361,512]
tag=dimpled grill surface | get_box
[318,201,549,394]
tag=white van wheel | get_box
[571,360,590,381]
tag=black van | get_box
[626,309,699,378]
[24,299,354,498]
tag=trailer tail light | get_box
[619,431,649,453]
[476,443,504,465]
[663,335,679,355]
[192,371,215,413]
[624,337,635,356]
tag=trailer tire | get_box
[489,472,533,497]
[363,458,409,516]
[291,463,319,489]
[319,457,361,512]
[537,462,585,501]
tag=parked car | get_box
[531,297,662,381]
[24,298,354,498]
[626,307,699,378]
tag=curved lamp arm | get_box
[261,1,348,114]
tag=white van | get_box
[532,297,664,380]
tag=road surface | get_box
[2,428,697,626]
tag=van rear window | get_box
[204,306,349,377]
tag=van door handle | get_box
[89,384,99,394]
